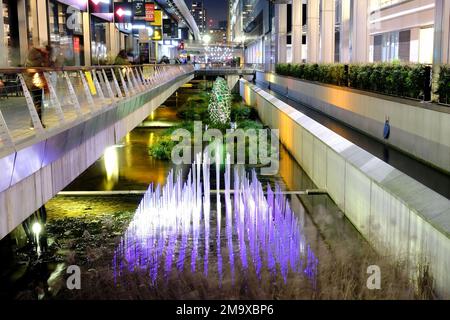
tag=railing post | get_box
[126,68,136,94]
[64,71,82,116]
[79,71,95,112]
[111,68,124,99]
[139,67,149,86]
[17,74,45,133]
[43,72,66,124]
[130,67,142,91]
[91,69,105,101]
[0,110,14,148]
[118,69,131,98]
[424,65,432,102]
[101,69,116,101]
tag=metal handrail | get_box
[0,64,194,149]
[0,64,185,74]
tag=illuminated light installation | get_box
[114,153,318,286]
[208,77,231,126]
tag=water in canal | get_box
[0,80,424,300]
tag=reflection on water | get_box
[114,155,319,287]
[104,146,120,190]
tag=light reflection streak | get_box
[104,146,119,189]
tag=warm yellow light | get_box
[148,132,155,147]
[104,146,119,186]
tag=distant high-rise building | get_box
[191,1,207,34]
[208,28,228,44]
[219,20,228,31]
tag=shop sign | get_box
[114,2,133,24]
[145,3,155,22]
[150,10,162,26]
[133,1,145,17]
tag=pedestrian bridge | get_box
[0,64,194,239]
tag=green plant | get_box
[209,77,232,126]
[231,103,257,122]
[436,65,450,104]
[276,62,429,100]
[177,93,210,121]
[237,120,264,131]
[149,136,177,160]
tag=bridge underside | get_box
[0,73,194,239]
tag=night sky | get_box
[185,0,228,25]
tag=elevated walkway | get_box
[0,64,194,239]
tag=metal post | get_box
[0,110,14,148]
[126,68,136,94]
[139,67,149,86]
[64,71,82,116]
[111,68,124,99]
[134,67,146,89]
[119,69,131,98]
[79,71,95,112]
[91,69,105,101]
[130,67,142,91]
[18,74,45,133]
[43,72,66,124]
[101,69,116,101]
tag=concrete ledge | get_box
[256,71,450,174]
[0,73,194,240]
[241,79,450,298]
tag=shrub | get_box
[177,93,210,121]
[149,136,177,160]
[275,63,290,76]
[237,120,264,131]
[276,62,428,100]
[231,103,258,122]
[436,65,450,104]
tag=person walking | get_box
[24,46,50,128]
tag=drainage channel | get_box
[258,83,450,199]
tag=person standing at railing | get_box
[24,46,51,128]
[114,50,131,95]
[114,50,131,66]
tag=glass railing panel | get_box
[0,72,39,142]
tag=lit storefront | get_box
[89,0,113,65]
[0,0,30,66]
[48,0,87,66]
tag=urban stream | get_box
[0,79,424,300]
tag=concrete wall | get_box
[256,71,450,174]
[241,79,450,298]
[0,74,194,240]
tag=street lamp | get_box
[203,34,211,45]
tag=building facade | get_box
[191,1,207,34]
[207,28,228,44]
[229,0,450,69]
[0,0,200,67]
